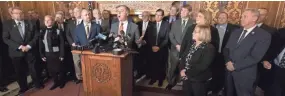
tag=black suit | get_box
[257,24,277,93]
[145,21,169,82]
[267,28,285,96]
[210,23,239,93]
[179,43,215,96]
[134,21,153,77]
[2,20,42,91]
[0,18,5,87]
[55,21,76,81]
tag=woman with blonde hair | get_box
[179,25,215,96]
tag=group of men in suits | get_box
[1,3,285,96]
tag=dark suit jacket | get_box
[179,43,215,81]
[74,22,100,46]
[92,19,110,35]
[214,23,240,52]
[66,19,82,45]
[259,24,277,61]
[39,27,64,58]
[264,28,285,62]
[2,20,39,57]
[145,21,170,50]
[224,27,271,78]
[180,24,220,57]
[135,21,153,50]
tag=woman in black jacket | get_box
[180,10,219,57]
[39,15,65,90]
[179,25,215,96]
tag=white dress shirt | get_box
[274,48,285,66]
[238,25,257,42]
[257,23,263,27]
[142,21,149,32]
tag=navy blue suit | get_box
[73,22,101,46]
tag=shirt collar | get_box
[257,23,263,27]
[14,20,24,24]
[84,22,91,26]
[243,25,257,32]
[120,20,128,25]
[217,23,228,28]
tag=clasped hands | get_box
[19,45,30,52]
[226,61,235,71]
[136,36,146,45]
[152,46,160,52]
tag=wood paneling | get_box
[0,1,285,28]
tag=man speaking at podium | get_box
[110,5,140,49]
[72,9,101,83]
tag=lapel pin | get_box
[251,31,255,35]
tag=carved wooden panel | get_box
[201,1,245,24]
[96,1,172,15]
[279,2,285,28]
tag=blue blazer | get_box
[74,22,101,46]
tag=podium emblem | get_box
[92,63,111,83]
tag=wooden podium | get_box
[72,50,133,96]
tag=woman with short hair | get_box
[179,25,215,96]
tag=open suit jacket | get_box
[73,22,100,46]
[2,20,39,57]
[110,21,140,49]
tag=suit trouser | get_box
[167,49,180,85]
[72,53,82,80]
[182,79,207,96]
[11,53,41,90]
[0,55,4,87]
[267,64,285,96]
[225,71,256,96]
[210,54,225,93]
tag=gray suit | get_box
[168,19,194,85]
[110,21,140,49]
[224,27,271,96]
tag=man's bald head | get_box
[257,8,268,23]
[81,9,91,23]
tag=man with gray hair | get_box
[224,8,271,96]
[110,5,140,49]
[66,7,83,84]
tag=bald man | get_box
[256,8,278,95]
[72,9,101,83]
[66,7,83,84]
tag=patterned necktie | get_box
[238,30,247,43]
[279,53,285,68]
[86,24,90,38]
[119,22,124,35]
[17,22,24,39]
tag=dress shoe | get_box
[59,82,66,89]
[148,80,156,85]
[49,83,59,90]
[0,87,8,92]
[75,80,82,84]
[165,84,174,91]
[158,80,163,87]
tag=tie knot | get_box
[18,22,21,25]
[120,23,124,26]
[243,30,248,33]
